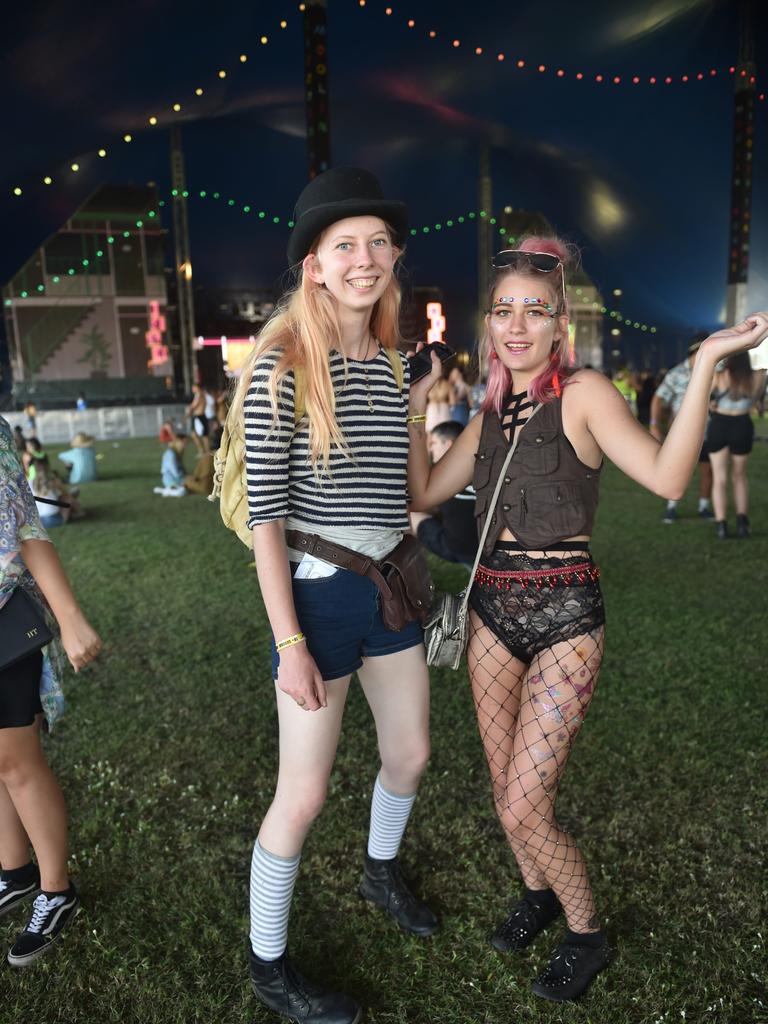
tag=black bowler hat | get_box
[287,166,408,266]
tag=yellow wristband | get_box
[406,414,427,424]
[275,632,306,652]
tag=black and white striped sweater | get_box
[244,348,411,531]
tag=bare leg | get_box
[358,645,430,796]
[709,448,729,521]
[0,779,31,870]
[258,675,352,858]
[0,719,69,891]
[698,460,713,502]
[731,454,749,516]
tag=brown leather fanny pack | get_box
[285,530,434,633]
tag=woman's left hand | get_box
[698,312,768,365]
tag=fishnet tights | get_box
[468,610,605,932]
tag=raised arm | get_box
[579,314,768,498]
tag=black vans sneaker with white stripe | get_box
[0,868,40,919]
[7,885,80,967]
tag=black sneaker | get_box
[736,514,751,538]
[715,520,729,540]
[7,885,80,967]
[532,937,609,1001]
[359,852,439,937]
[662,505,677,524]
[249,945,361,1024]
[490,891,562,951]
[0,868,40,920]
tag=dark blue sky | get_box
[1,0,766,360]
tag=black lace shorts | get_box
[468,550,606,664]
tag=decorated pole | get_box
[170,125,196,394]
[303,0,331,179]
[725,0,756,325]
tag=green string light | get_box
[7,192,660,333]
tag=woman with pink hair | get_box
[407,237,767,1002]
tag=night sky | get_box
[2,0,766,364]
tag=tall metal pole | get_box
[303,0,331,178]
[170,125,196,394]
[725,0,756,325]
[478,146,493,313]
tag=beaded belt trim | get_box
[475,562,600,590]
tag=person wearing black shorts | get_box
[0,416,101,967]
[706,353,766,538]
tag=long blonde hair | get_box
[229,237,404,474]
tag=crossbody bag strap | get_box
[458,403,543,617]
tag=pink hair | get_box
[481,235,578,417]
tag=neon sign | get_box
[145,301,170,367]
[426,301,446,344]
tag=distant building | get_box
[2,184,172,405]
[192,286,277,384]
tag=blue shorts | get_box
[271,567,424,681]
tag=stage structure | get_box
[170,125,196,395]
[2,185,171,405]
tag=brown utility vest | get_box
[473,397,601,553]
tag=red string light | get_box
[360,7,764,99]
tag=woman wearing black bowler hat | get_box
[229,168,437,1024]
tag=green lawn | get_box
[3,433,766,1024]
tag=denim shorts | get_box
[271,567,424,681]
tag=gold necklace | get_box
[359,334,375,413]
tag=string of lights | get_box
[5,194,657,334]
[9,12,298,199]
[355,1,765,101]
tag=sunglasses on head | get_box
[491,249,567,312]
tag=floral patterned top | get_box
[0,416,66,728]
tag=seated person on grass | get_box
[410,420,476,568]
[57,432,97,485]
[154,435,188,497]
[184,451,214,495]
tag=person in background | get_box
[650,334,713,523]
[706,352,766,539]
[183,451,215,496]
[634,371,658,428]
[612,368,636,414]
[0,415,101,967]
[22,438,47,481]
[57,434,97,486]
[186,384,210,455]
[425,376,452,433]
[29,461,72,529]
[449,366,470,426]
[75,393,87,413]
[410,421,476,568]
[12,427,25,455]
[23,403,36,436]
[153,435,188,497]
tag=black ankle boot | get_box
[532,932,609,1002]
[249,946,361,1024]
[359,852,438,936]
[715,520,728,540]
[736,514,750,538]
[490,889,562,951]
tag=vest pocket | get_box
[472,450,496,491]
[526,480,587,534]
[515,427,560,475]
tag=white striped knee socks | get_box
[249,839,300,961]
[367,773,417,861]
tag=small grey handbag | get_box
[424,406,541,670]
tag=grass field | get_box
[2,434,766,1024]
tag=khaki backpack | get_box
[209,350,404,548]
